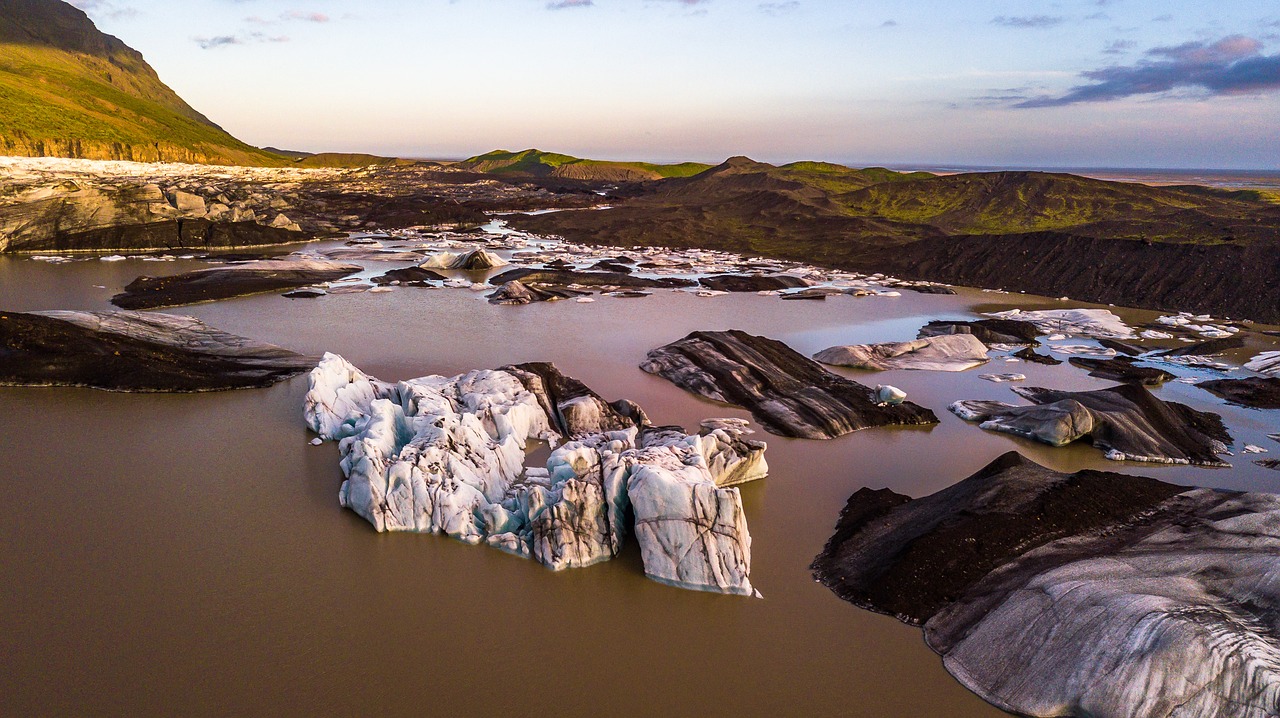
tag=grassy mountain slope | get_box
[834,171,1234,235]
[775,161,934,194]
[0,0,285,165]
[458,149,712,181]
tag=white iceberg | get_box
[304,353,766,595]
[986,308,1136,340]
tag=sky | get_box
[70,0,1280,169]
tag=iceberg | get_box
[304,353,767,595]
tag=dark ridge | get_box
[641,329,938,440]
[697,274,809,293]
[810,451,1190,625]
[0,310,313,392]
[371,267,446,285]
[1014,347,1061,365]
[1098,338,1144,356]
[111,261,360,310]
[502,361,645,437]
[1197,377,1280,410]
[1068,357,1176,385]
[918,318,1041,344]
[859,232,1280,323]
[954,383,1231,466]
[1156,336,1247,357]
[489,267,696,289]
[10,219,307,254]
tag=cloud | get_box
[1016,35,1280,107]
[246,10,332,24]
[283,10,329,22]
[880,19,898,28]
[757,1,798,15]
[194,31,289,49]
[1103,39,1136,55]
[195,35,242,49]
[546,0,592,8]
[992,15,1064,29]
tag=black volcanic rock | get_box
[587,260,634,274]
[1157,336,1247,357]
[6,218,308,254]
[1197,377,1280,410]
[1098,338,1144,356]
[371,267,446,285]
[919,319,1041,345]
[697,274,808,293]
[811,451,1280,718]
[861,232,1280,324]
[1068,356,1176,385]
[0,310,314,391]
[1013,347,1061,365]
[640,329,938,440]
[903,284,957,295]
[487,280,588,305]
[489,267,696,289]
[502,361,646,438]
[111,258,361,310]
[950,383,1232,466]
[811,452,1188,625]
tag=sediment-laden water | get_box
[2,228,1276,717]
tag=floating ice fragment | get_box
[980,374,1026,383]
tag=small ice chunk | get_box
[876,385,907,405]
[980,373,1026,383]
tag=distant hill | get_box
[292,152,408,169]
[0,0,285,165]
[510,156,1280,321]
[262,147,313,161]
[260,147,412,168]
[457,149,712,182]
[833,171,1226,235]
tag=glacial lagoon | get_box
[2,225,1277,717]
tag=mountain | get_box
[457,149,712,182]
[509,157,1280,322]
[0,0,284,165]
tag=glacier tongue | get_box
[304,352,766,595]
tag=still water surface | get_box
[2,243,1277,717]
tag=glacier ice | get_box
[304,353,767,595]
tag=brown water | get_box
[2,246,1278,717]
